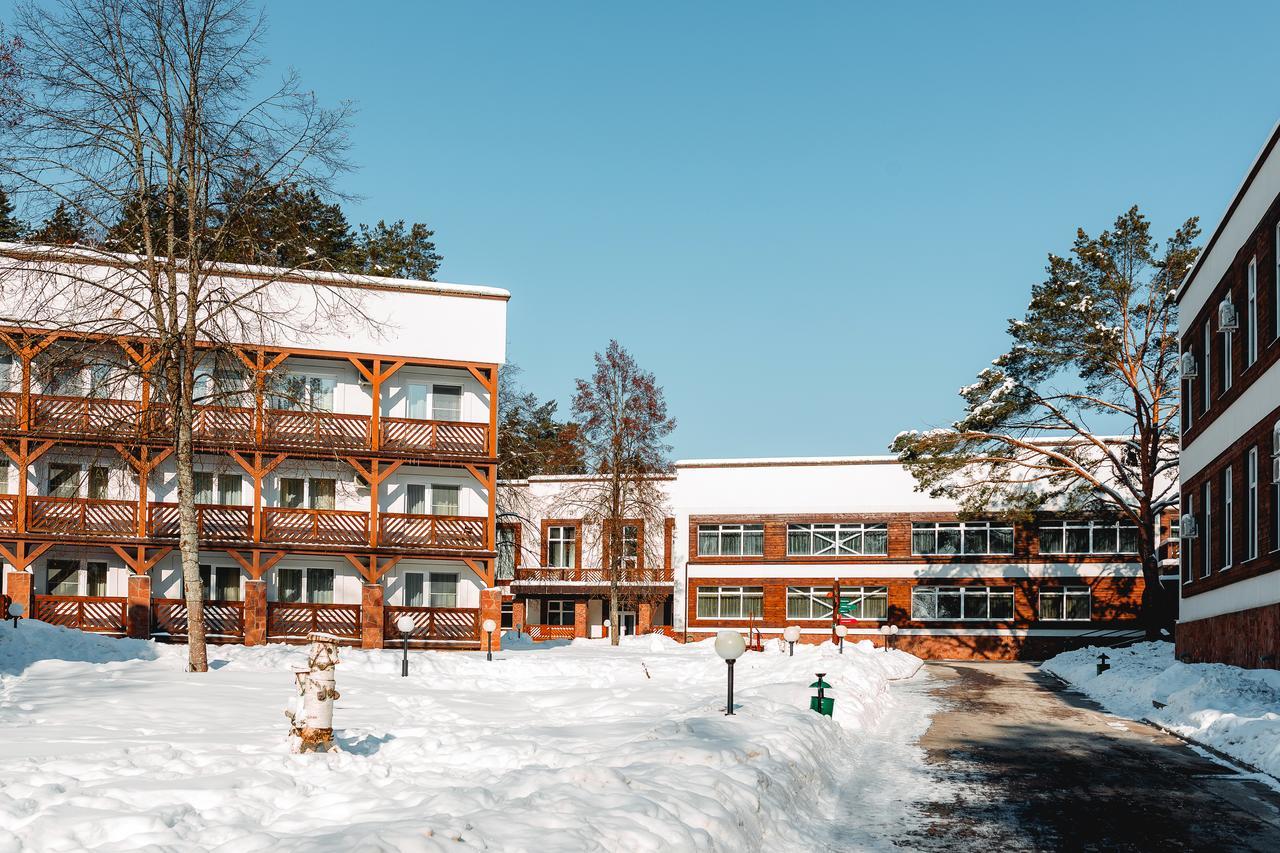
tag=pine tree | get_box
[892,207,1198,637]
[0,186,24,240]
[31,201,90,245]
[356,219,442,280]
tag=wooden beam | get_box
[224,549,287,580]
[0,540,52,572]
[463,557,494,588]
[109,545,172,575]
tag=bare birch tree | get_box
[891,208,1198,637]
[0,0,360,671]
[562,341,674,646]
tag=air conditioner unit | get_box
[1218,298,1238,333]
[1178,513,1198,539]
[1180,351,1198,379]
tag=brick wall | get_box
[1177,601,1280,669]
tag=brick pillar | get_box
[243,579,267,646]
[5,570,32,621]
[574,599,588,639]
[512,599,526,634]
[361,583,384,650]
[480,587,503,652]
[126,574,152,639]
[638,601,653,636]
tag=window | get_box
[1182,494,1194,585]
[431,484,460,516]
[194,365,247,406]
[613,523,639,568]
[46,559,79,595]
[432,384,463,421]
[787,523,888,556]
[496,526,518,580]
[194,471,216,504]
[405,484,426,515]
[1183,344,1194,432]
[214,566,240,601]
[1247,257,1258,366]
[501,601,514,629]
[306,568,334,604]
[1273,423,1280,553]
[697,523,763,556]
[47,463,80,499]
[1247,447,1259,561]
[1203,321,1212,413]
[280,478,305,509]
[1038,586,1091,621]
[88,466,110,500]
[1223,466,1234,569]
[912,521,1014,555]
[545,599,575,626]
[911,586,1014,621]
[1202,480,1213,578]
[547,525,577,568]
[429,572,458,607]
[86,562,108,596]
[218,474,242,505]
[695,586,764,619]
[838,586,889,621]
[786,586,833,620]
[404,572,425,607]
[1039,520,1139,554]
[273,374,335,412]
[1223,313,1233,391]
[277,568,303,603]
[87,363,113,399]
[308,478,336,510]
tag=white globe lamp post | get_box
[482,618,498,662]
[783,624,802,657]
[714,630,747,716]
[833,623,848,654]
[395,615,416,677]
[878,623,899,653]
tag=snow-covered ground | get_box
[0,621,922,852]
[1042,641,1280,780]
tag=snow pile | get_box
[0,620,920,851]
[1043,641,1280,779]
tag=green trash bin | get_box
[809,674,834,717]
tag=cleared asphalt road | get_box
[898,662,1280,851]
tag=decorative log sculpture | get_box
[286,632,341,753]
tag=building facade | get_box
[503,455,1148,660]
[0,245,508,650]
[1176,123,1280,670]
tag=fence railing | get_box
[383,605,479,642]
[263,408,371,449]
[151,598,245,640]
[379,514,487,549]
[262,507,369,546]
[147,503,254,541]
[27,496,137,536]
[513,567,673,584]
[0,494,17,532]
[524,623,576,641]
[266,601,361,640]
[29,394,146,438]
[380,418,488,456]
[33,594,127,634]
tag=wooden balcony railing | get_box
[266,601,360,640]
[524,624,576,641]
[191,406,255,444]
[151,598,244,640]
[33,594,127,634]
[383,605,478,642]
[263,408,370,449]
[380,513,487,549]
[30,394,146,437]
[262,507,369,546]
[27,496,137,536]
[513,567,674,585]
[0,392,20,429]
[147,503,253,542]
[380,417,488,456]
[0,494,17,532]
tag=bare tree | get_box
[0,0,360,671]
[892,208,1197,638]
[561,341,674,645]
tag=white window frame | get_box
[1038,586,1092,621]
[837,586,889,621]
[1038,520,1139,555]
[695,586,763,620]
[546,524,577,568]
[786,586,833,620]
[1183,343,1194,432]
[1247,257,1258,366]
[697,523,764,557]
[545,599,575,626]
[1202,481,1213,579]
[1203,321,1212,412]
[428,572,458,607]
[910,586,1015,621]
[911,521,1014,556]
[1223,466,1233,570]
[1247,446,1259,561]
[1223,313,1233,392]
[431,383,463,421]
[786,522,888,556]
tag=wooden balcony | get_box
[266,601,361,641]
[512,567,674,585]
[29,394,146,438]
[262,507,369,546]
[151,598,245,641]
[0,392,20,429]
[147,503,253,542]
[33,594,127,634]
[27,496,137,536]
[379,513,487,549]
[0,494,17,532]
[383,605,478,642]
[380,417,489,456]
[263,408,370,449]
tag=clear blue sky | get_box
[264,1,1278,460]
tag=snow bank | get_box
[1042,641,1280,779]
[0,621,920,852]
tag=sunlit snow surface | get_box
[0,621,922,852]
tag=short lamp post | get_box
[395,615,415,678]
[878,623,899,653]
[715,630,747,716]
[482,618,497,662]
[783,624,801,656]
[1097,652,1110,676]
[833,624,848,654]
[8,602,22,629]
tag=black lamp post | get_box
[395,615,415,677]
[715,630,747,716]
[8,602,22,628]
[482,618,497,662]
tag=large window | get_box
[786,586,833,620]
[787,523,888,556]
[547,525,577,568]
[697,523,763,557]
[911,586,1014,621]
[696,586,763,619]
[838,586,888,621]
[545,599,575,626]
[496,526,518,580]
[272,373,335,412]
[88,466,110,500]
[429,573,458,607]
[86,562,108,597]
[277,568,303,603]
[306,568,334,604]
[432,484,460,516]
[1039,520,1138,555]
[47,462,80,499]
[195,472,241,504]
[404,572,425,607]
[432,384,463,421]
[1038,586,1091,621]
[309,478,336,510]
[912,522,1013,556]
[193,565,241,601]
[615,523,639,568]
[1247,447,1259,561]
[276,567,334,604]
[1247,257,1258,367]
[46,559,79,595]
[280,478,305,509]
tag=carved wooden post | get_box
[286,632,341,753]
